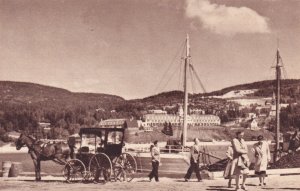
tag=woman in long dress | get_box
[231,131,250,191]
[223,145,233,188]
[252,135,271,186]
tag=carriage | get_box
[63,127,137,183]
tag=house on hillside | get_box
[249,118,259,130]
[98,118,126,128]
[190,108,205,114]
[98,118,140,131]
[148,109,167,114]
[247,113,257,119]
[5,131,20,139]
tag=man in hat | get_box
[148,140,160,182]
[184,138,202,182]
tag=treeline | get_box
[279,104,300,131]
[204,79,300,97]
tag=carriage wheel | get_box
[63,159,87,183]
[88,153,113,182]
[113,152,137,182]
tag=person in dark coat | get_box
[148,140,160,182]
[184,138,202,182]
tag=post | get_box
[274,49,281,162]
[183,34,190,147]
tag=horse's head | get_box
[16,134,27,150]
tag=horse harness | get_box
[27,138,52,158]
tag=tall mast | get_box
[183,34,190,147]
[275,48,281,161]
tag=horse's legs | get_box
[32,159,40,181]
[37,160,41,181]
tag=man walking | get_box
[184,138,202,182]
[148,140,160,182]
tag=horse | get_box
[16,134,74,181]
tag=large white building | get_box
[143,106,220,127]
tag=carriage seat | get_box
[80,146,89,153]
[97,147,105,153]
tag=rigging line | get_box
[154,40,186,94]
[160,61,183,93]
[178,41,187,91]
[189,60,201,94]
[189,66,196,94]
[267,50,280,82]
[178,60,183,91]
[280,56,288,79]
[189,64,207,93]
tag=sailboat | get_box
[130,35,233,176]
[129,35,283,176]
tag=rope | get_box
[189,66,196,94]
[160,62,183,92]
[154,40,186,94]
[280,56,288,79]
[189,63,207,93]
[178,61,183,91]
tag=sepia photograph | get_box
[1,0,300,190]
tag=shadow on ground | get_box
[206,186,233,191]
[262,188,300,190]
[206,183,258,191]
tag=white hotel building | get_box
[143,106,221,127]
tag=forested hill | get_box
[129,79,300,105]
[0,81,126,139]
[204,79,300,97]
[1,79,300,141]
[0,81,125,109]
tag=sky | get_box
[0,0,300,99]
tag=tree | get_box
[168,122,173,136]
[162,121,173,136]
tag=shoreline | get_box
[0,143,28,154]
[0,140,271,154]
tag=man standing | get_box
[184,138,202,182]
[148,140,160,182]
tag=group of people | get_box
[148,131,271,191]
[224,131,271,191]
[148,138,204,183]
[148,138,203,183]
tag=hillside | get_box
[2,79,298,110]
[0,81,126,139]
[204,79,300,98]
[1,79,300,141]
[0,81,125,110]
[130,79,300,107]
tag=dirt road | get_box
[1,175,300,191]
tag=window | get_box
[107,131,123,145]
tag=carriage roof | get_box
[79,127,125,136]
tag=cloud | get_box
[185,0,270,35]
